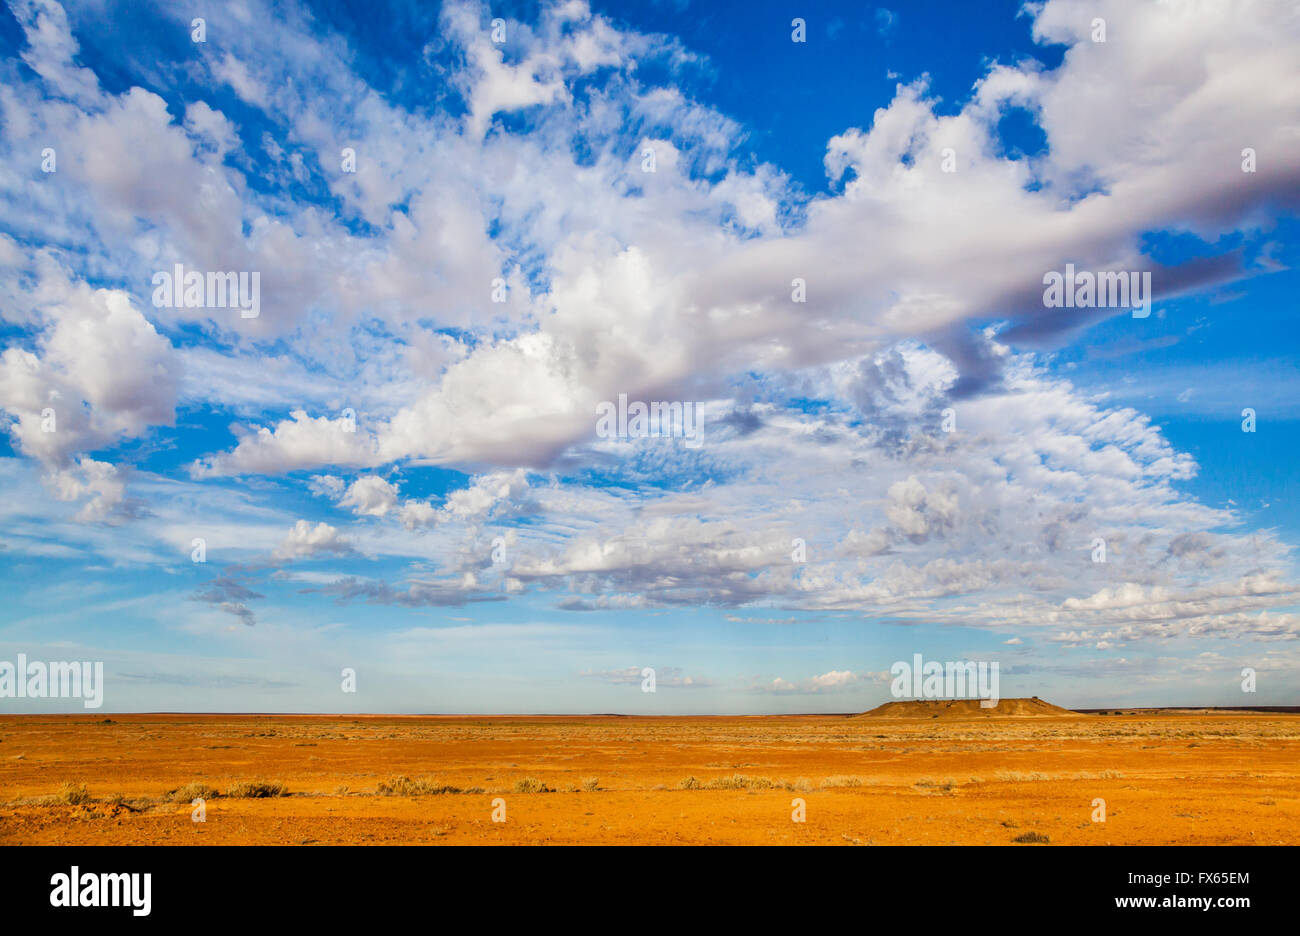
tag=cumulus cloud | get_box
[0,272,178,466]
[46,457,134,524]
[192,410,382,477]
[338,475,399,517]
[272,520,354,560]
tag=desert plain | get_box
[1,702,1297,845]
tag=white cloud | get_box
[756,670,888,694]
[47,456,128,523]
[0,268,177,474]
[273,519,353,560]
[338,475,399,517]
[192,410,381,477]
[9,0,100,103]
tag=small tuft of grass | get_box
[166,782,220,803]
[994,770,1049,782]
[376,776,462,796]
[914,777,958,795]
[512,777,552,794]
[676,774,788,791]
[1069,769,1125,780]
[821,775,864,789]
[580,777,600,792]
[1012,831,1051,844]
[705,774,780,790]
[225,780,287,798]
[58,782,91,805]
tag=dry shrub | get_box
[167,782,220,802]
[57,782,91,805]
[512,777,552,794]
[226,780,287,798]
[821,775,865,788]
[377,776,462,796]
[994,770,1049,782]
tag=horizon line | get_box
[3,704,1299,718]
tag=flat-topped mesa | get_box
[855,697,1081,719]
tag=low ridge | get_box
[855,697,1081,719]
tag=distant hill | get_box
[855,697,1081,719]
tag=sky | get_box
[0,0,1298,713]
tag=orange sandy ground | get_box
[1,712,1297,845]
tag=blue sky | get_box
[1,0,1298,713]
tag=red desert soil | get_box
[1,711,1297,845]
